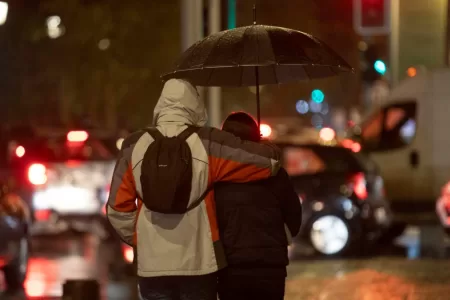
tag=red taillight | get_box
[341,139,354,149]
[351,142,361,153]
[65,160,82,168]
[350,172,368,200]
[28,163,47,185]
[34,209,51,221]
[15,146,26,158]
[67,130,88,142]
[341,139,361,153]
[122,245,134,263]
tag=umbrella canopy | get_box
[161,25,353,87]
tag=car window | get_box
[284,147,326,176]
[359,100,417,151]
[399,119,416,144]
[283,146,364,176]
[361,112,383,143]
[385,108,406,130]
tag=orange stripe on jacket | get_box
[112,163,137,213]
[204,156,272,243]
[210,156,272,183]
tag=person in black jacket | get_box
[215,112,302,300]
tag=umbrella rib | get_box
[264,28,279,84]
[203,30,234,68]
[303,66,312,81]
[264,28,278,65]
[272,64,278,84]
[206,68,214,86]
[179,36,213,70]
[238,26,253,86]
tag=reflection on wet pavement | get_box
[286,260,450,300]
[1,231,136,299]
[25,256,99,298]
[2,225,450,299]
[285,225,450,299]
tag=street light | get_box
[0,2,8,26]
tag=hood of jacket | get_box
[153,79,208,126]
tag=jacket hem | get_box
[137,266,219,277]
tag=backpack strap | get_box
[145,127,164,140]
[177,126,200,141]
[186,185,214,211]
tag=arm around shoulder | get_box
[197,127,281,183]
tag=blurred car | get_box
[0,183,30,291]
[278,143,397,256]
[436,181,450,235]
[5,127,122,234]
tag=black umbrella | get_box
[162,8,353,126]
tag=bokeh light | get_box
[309,100,322,113]
[311,114,323,128]
[296,100,309,114]
[260,124,272,138]
[406,67,417,77]
[15,145,25,158]
[311,89,325,103]
[319,127,336,141]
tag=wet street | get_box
[1,225,450,299]
[286,225,450,300]
[1,230,138,299]
[286,259,450,300]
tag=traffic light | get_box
[374,60,386,75]
[361,43,385,83]
[228,0,236,29]
[353,0,390,35]
[311,89,324,103]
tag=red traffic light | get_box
[353,0,390,35]
[361,0,385,27]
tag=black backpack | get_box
[140,126,199,214]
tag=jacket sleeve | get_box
[197,127,281,183]
[106,132,142,246]
[270,168,302,237]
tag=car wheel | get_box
[309,215,352,256]
[3,237,29,289]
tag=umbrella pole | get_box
[253,5,261,129]
[254,66,261,127]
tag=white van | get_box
[352,68,450,213]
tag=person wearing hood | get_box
[106,79,281,300]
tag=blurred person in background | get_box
[215,112,302,300]
[106,79,282,300]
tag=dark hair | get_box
[222,112,260,142]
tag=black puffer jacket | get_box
[215,168,302,277]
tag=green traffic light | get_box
[311,89,324,103]
[228,0,236,29]
[374,60,386,75]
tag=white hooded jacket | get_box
[107,79,281,277]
